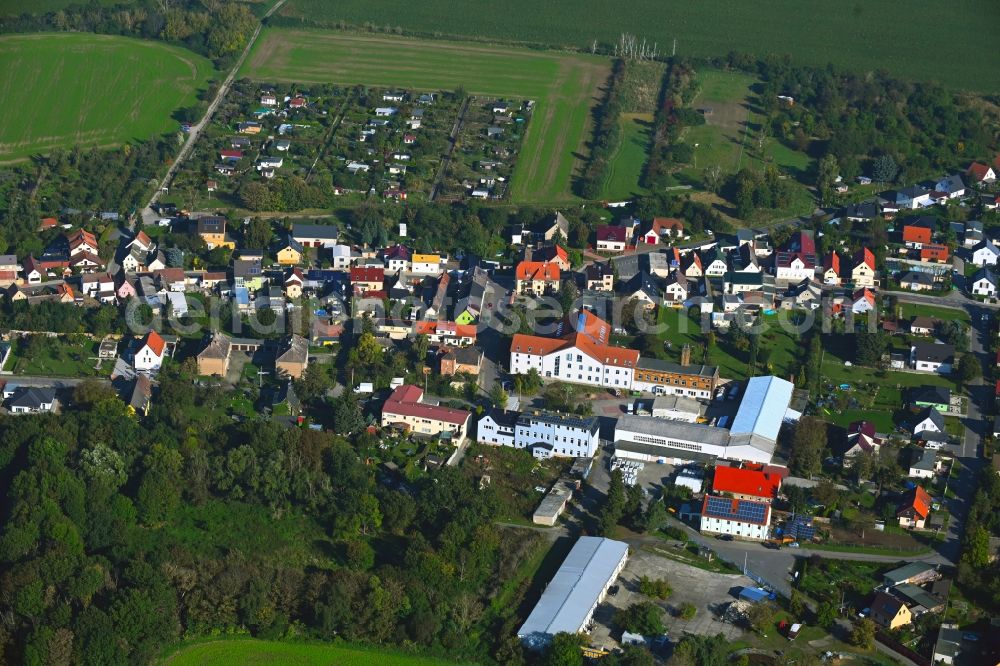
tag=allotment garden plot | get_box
[241,29,610,203]
[170,81,465,209]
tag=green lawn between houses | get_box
[162,639,468,665]
[0,33,214,162]
[241,29,610,203]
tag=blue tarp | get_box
[739,587,769,603]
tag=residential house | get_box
[541,212,570,242]
[532,245,571,271]
[700,249,728,277]
[821,252,841,285]
[292,223,339,248]
[911,342,954,374]
[275,236,304,265]
[897,485,932,529]
[516,261,560,296]
[729,244,760,272]
[284,267,304,299]
[196,216,234,250]
[596,225,629,252]
[154,267,186,293]
[699,495,772,541]
[197,333,233,377]
[681,252,703,279]
[584,262,614,292]
[966,162,996,185]
[843,201,879,223]
[932,625,965,665]
[851,288,875,314]
[842,421,881,463]
[350,266,385,295]
[902,217,935,248]
[275,334,309,379]
[971,267,997,297]
[910,386,951,412]
[908,448,940,479]
[963,220,984,248]
[920,244,949,263]
[934,174,966,199]
[890,185,932,209]
[909,316,936,336]
[971,239,1000,266]
[439,346,483,376]
[80,272,115,302]
[381,384,471,440]
[661,271,688,305]
[0,255,18,287]
[128,374,152,416]
[640,217,684,244]
[232,258,264,291]
[383,245,411,273]
[623,271,661,309]
[870,591,912,629]
[898,271,935,292]
[773,231,817,282]
[912,407,945,439]
[7,387,56,414]
[22,256,43,284]
[134,330,167,372]
[412,253,443,275]
[851,248,876,287]
[330,244,353,269]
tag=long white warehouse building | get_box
[517,537,629,648]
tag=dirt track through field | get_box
[242,29,611,202]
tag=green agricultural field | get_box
[163,639,467,665]
[0,33,214,162]
[240,29,610,203]
[0,0,122,13]
[600,113,652,199]
[282,0,1000,91]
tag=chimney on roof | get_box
[680,344,691,366]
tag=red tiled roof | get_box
[413,320,477,340]
[382,384,470,426]
[823,252,840,274]
[854,248,875,271]
[968,162,993,181]
[516,261,560,282]
[596,225,628,243]
[142,330,166,356]
[510,333,567,356]
[899,486,932,520]
[39,217,58,230]
[652,217,684,233]
[220,150,243,159]
[350,266,385,283]
[712,466,781,499]
[853,287,875,305]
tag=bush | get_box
[615,602,665,635]
[637,576,672,600]
[677,602,697,620]
[661,526,689,542]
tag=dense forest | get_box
[0,0,257,66]
[0,361,554,664]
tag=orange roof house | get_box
[515,260,561,295]
[920,244,949,263]
[712,466,782,502]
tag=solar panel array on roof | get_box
[704,495,768,523]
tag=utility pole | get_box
[257,370,269,388]
[672,38,677,57]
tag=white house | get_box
[971,240,1000,267]
[911,343,954,375]
[330,244,353,269]
[513,411,601,459]
[971,268,997,297]
[908,448,940,479]
[374,107,397,117]
[478,408,518,447]
[134,330,167,372]
[699,494,771,540]
[934,174,966,199]
[411,253,443,275]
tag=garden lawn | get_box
[163,639,464,665]
[241,29,610,203]
[282,0,1000,92]
[898,302,970,323]
[600,113,652,199]
[0,33,214,162]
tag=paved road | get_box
[138,0,287,227]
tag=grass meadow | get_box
[0,33,214,162]
[600,113,652,200]
[163,639,467,665]
[281,0,1000,92]
[241,29,610,203]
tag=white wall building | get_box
[514,412,601,459]
[699,494,772,540]
[134,331,166,372]
[477,408,518,447]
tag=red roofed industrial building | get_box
[712,466,782,503]
[380,384,471,440]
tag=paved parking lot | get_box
[590,547,753,648]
